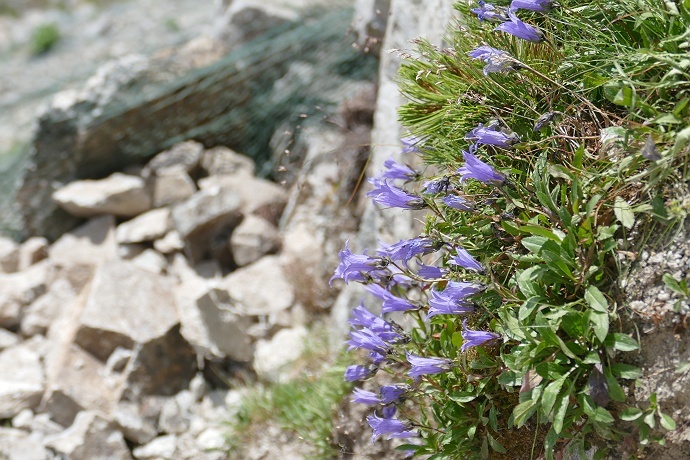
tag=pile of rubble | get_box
[0,137,356,459]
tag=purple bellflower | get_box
[345,365,376,382]
[495,10,544,42]
[427,281,483,319]
[380,385,408,405]
[407,352,454,378]
[367,178,426,210]
[330,241,386,286]
[417,263,447,279]
[465,123,520,148]
[369,350,386,365]
[468,45,520,76]
[457,147,506,185]
[365,284,418,313]
[377,237,440,267]
[380,156,418,181]
[352,387,383,405]
[349,302,401,342]
[401,136,422,154]
[510,0,552,12]
[449,247,484,272]
[471,0,510,22]
[442,195,473,211]
[347,327,390,356]
[423,177,452,194]
[461,319,501,351]
[367,413,418,442]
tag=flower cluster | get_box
[472,0,549,42]
[332,135,507,444]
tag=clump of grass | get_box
[30,23,60,56]
[227,326,353,459]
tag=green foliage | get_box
[30,23,60,56]
[374,0,690,458]
[227,330,352,459]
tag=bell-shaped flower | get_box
[365,284,418,313]
[344,365,376,382]
[449,247,484,272]
[366,413,418,442]
[510,0,552,12]
[461,319,501,351]
[457,147,506,185]
[367,178,426,209]
[442,195,474,211]
[407,352,454,378]
[330,240,386,286]
[465,123,519,148]
[377,237,440,267]
[471,0,510,22]
[495,10,544,42]
[380,156,418,181]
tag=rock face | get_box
[0,344,44,418]
[230,214,281,266]
[74,260,179,361]
[45,411,133,460]
[116,208,173,244]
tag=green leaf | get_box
[611,363,643,379]
[585,286,610,342]
[644,411,656,428]
[663,273,687,297]
[516,266,544,298]
[512,399,537,429]
[604,366,626,402]
[552,386,570,434]
[676,362,690,374]
[449,392,477,403]
[672,126,690,155]
[589,311,610,344]
[519,296,541,321]
[659,412,677,430]
[604,333,639,351]
[542,373,569,417]
[585,286,609,313]
[592,406,615,424]
[613,197,635,229]
[620,407,644,421]
[487,432,506,453]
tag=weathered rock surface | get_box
[198,174,287,225]
[114,402,158,445]
[42,343,119,427]
[53,173,152,218]
[0,328,19,351]
[253,326,307,382]
[200,146,255,177]
[0,261,51,329]
[0,344,44,418]
[150,170,198,208]
[116,208,172,244]
[222,255,295,316]
[0,427,48,460]
[0,235,19,273]
[133,434,178,459]
[21,278,77,337]
[74,260,179,361]
[48,215,117,271]
[17,236,49,271]
[195,288,253,361]
[172,186,243,262]
[144,141,203,176]
[154,230,185,254]
[230,214,281,266]
[45,411,133,460]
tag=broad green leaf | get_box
[604,366,626,402]
[541,373,569,417]
[672,126,690,155]
[589,311,609,344]
[611,363,643,379]
[659,412,676,430]
[552,386,570,434]
[585,286,608,313]
[522,236,549,255]
[592,406,615,424]
[676,362,690,374]
[644,411,656,428]
[512,399,537,429]
[613,197,635,229]
[449,392,477,403]
[519,296,542,321]
[663,273,687,297]
[620,407,643,421]
[604,333,639,351]
[518,224,563,242]
[516,266,544,298]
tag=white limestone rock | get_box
[0,344,44,418]
[230,214,281,266]
[0,235,19,273]
[253,326,307,383]
[45,411,133,460]
[200,146,255,177]
[221,255,294,316]
[116,208,172,244]
[52,172,152,218]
